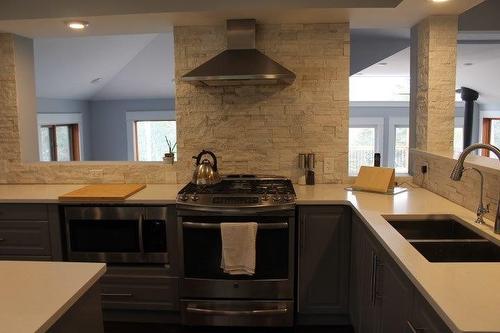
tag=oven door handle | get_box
[182,222,288,230]
[186,306,288,316]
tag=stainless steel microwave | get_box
[64,206,169,264]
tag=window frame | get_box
[387,117,409,173]
[126,111,176,161]
[348,117,384,176]
[37,113,83,161]
[40,124,80,161]
[482,117,500,156]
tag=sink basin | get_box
[410,241,500,263]
[386,217,482,240]
[384,215,500,262]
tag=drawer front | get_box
[100,267,178,311]
[0,204,48,220]
[181,299,294,327]
[0,220,51,256]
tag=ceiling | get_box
[356,43,500,105]
[0,0,482,38]
[35,33,175,100]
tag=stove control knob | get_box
[261,194,269,201]
[284,194,293,201]
[191,194,199,201]
[179,194,189,201]
[273,195,281,202]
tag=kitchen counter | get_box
[0,261,106,333]
[0,184,182,204]
[0,183,498,332]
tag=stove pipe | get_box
[460,87,479,149]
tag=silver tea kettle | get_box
[191,150,222,185]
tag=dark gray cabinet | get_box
[407,293,452,333]
[0,204,62,260]
[350,214,382,332]
[100,265,180,323]
[297,205,351,324]
[350,213,451,333]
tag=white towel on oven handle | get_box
[220,222,258,275]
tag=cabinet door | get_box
[0,220,51,256]
[298,206,351,314]
[378,254,413,333]
[408,293,452,333]
[350,214,381,333]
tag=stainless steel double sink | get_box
[383,215,500,263]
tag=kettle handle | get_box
[194,150,218,171]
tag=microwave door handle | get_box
[138,214,144,253]
[182,222,288,230]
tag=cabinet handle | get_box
[407,321,425,333]
[370,252,377,305]
[101,293,133,297]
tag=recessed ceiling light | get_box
[65,20,89,30]
[463,62,474,66]
[432,0,450,3]
[90,77,102,84]
[378,62,388,66]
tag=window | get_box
[453,127,464,155]
[134,120,176,161]
[349,118,384,176]
[394,126,409,174]
[349,127,376,176]
[40,124,80,161]
[482,118,500,158]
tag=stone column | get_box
[409,16,458,163]
[0,34,22,164]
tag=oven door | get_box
[65,206,168,264]
[180,211,294,299]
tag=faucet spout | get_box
[449,143,500,233]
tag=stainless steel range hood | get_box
[181,19,296,86]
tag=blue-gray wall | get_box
[88,98,175,161]
[37,98,175,161]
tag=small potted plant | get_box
[163,137,177,164]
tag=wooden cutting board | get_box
[59,184,146,202]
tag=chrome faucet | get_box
[450,143,500,233]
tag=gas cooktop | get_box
[177,175,296,209]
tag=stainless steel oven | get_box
[64,206,169,264]
[177,207,295,327]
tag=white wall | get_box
[14,35,39,162]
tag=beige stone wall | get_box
[0,33,178,184]
[412,150,499,223]
[411,16,458,155]
[174,23,350,183]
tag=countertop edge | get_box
[35,264,106,333]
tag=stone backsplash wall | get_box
[174,23,350,183]
[412,149,499,223]
[0,33,178,184]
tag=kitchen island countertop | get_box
[0,261,106,333]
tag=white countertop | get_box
[0,183,498,332]
[0,261,106,333]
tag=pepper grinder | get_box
[298,153,307,185]
[306,153,315,185]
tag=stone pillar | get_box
[0,34,22,164]
[409,16,458,162]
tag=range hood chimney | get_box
[181,19,296,86]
